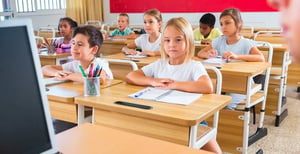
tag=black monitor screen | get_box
[0,25,54,153]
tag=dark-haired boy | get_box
[193,13,222,44]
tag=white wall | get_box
[14,10,66,30]
[103,0,281,29]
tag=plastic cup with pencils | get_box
[79,64,102,96]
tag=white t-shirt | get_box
[212,36,255,56]
[62,58,113,79]
[135,33,161,52]
[141,59,208,81]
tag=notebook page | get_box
[128,87,171,100]
[157,90,202,105]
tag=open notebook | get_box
[125,54,147,58]
[202,57,230,65]
[128,87,202,105]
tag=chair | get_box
[254,32,291,126]
[37,27,56,39]
[105,59,138,80]
[190,66,222,149]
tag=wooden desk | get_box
[39,53,71,66]
[100,39,134,56]
[194,43,208,55]
[287,60,300,86]
[103,53,159,67]
[47,79,123,123]
[253,27,282,33]
[75,83,231,147]
[56,123,213,154]
[103,53,160,80]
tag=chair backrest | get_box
[254,30,286,44]
[205,65,222,95]
[37,27,56,38]
[105,59,138,80]
[255,41,273,64]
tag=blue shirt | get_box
[110,27,134,36]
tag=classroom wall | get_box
[14,10,65,30]
[104,0,281,29]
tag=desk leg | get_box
[77,104,92,125]
[189,125,197,148]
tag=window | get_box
[0,0,66,20]
[16,0,66,12]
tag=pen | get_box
[93,65,100,77]
[78,65,87,77]
[134,88,151,98]
[88,63,94,77]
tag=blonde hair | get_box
[160,17,194,63]
[220,8,243,32]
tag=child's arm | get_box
[126,70,213,94]
[56,70,108,84]
[223,46,265,62]
[42,65,66,77]
[122,42,138,55]
[197,45,217,58]
[126,69,174,87]
[140,50,161,56]
[160,75,214,94]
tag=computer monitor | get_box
[0,19,58,153]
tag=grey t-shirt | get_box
[212,36,255,56]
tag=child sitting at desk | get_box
[109,13,136,39]
[121,9,162,57]
[197,8,265,110]
[126,17,222,154]
[42,26,113,83]
[193,13,222,45]
[54,17,78,54]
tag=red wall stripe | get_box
[110,0,275,13]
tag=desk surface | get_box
[56,123,213,154]
[39,53,71,59]
[103,39,134,45]
[47,79,123,103]
[220,62,270,76]
[103,53,160,67]
[75,83,231,126]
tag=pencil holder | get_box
[83,77,100,96]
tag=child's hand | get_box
[54,71,72,79]
[141,50,155,56]
[223,51,238,60]
[207,49,217,58]
[122,47,137,55]
[201,40,211,45]
[151,78,174,88]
